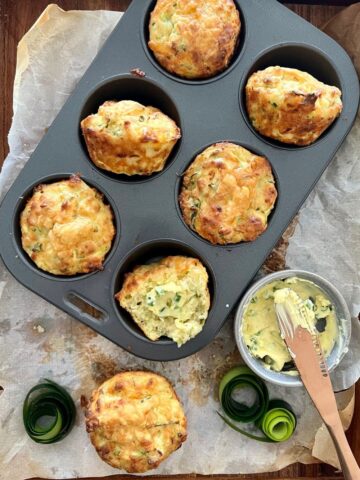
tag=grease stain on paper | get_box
[0,319,11,335]
[186,337,242,406]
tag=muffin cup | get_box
[112,238,217,350]
[141,0,246,84]
[12,173,120,281]
[239,43,343,150]
[79,75,182,182]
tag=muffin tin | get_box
[0,0,358,361]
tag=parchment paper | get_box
[0,4,359,479]
[323,3,360,77]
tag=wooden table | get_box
[1,1,359,479]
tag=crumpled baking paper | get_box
[0,4,359,479]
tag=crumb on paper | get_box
[33,324,45,334]
[89,351,118,385]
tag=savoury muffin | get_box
[85,371,187,473]
[179,142,277,245]
[148,0,241,79]
[245,66,343,146]
[81,100,181,175]
[116,256,210,346]
[20,175,115,275]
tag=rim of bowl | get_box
[234,269,352,388]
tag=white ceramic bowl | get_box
[234,269,351,387]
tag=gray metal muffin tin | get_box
[0,0,358,361]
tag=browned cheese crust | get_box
[85,371,187,473]
[81,100,181,175]
[179,142,277,244]
[148,0,241,79]
[246,66,343,146]
[20,175,115,275]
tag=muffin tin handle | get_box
[64,291,109,324]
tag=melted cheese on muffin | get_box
[246,66,342,145]
[20,175,115,275]
[116,256,210,346]
[81,100,181,175]
[148,0,241,79]
[85,371,187,473]
[179,142,277,244]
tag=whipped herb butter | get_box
[241,277,338,373]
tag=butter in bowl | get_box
[234,270,351,387]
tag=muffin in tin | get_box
[81,100,181,175]
[85,371,187,473]
[179,142,277,245]
[116,255,210,346]
[148,0,241,79]
[20,175,115,275]
[246,66,343,146]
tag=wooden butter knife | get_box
[275,290,360,480]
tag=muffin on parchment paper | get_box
[148,0,241,79]
[245,66,343,146]
[116,256,210,346]
[179,142,277,245]
[20,175,115,275]
[85,371,187,473]
[81,100,181,175]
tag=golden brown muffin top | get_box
[85,371,187,473]
[81,100,181,175]
[179,142,277,244]
[116,256,210,346]
[20,175,115,275]
[148,0,241,79]
[246,66,343,146]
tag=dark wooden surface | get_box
[1,1,359,479]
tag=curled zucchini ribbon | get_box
[23,379,76,444]
[218,366,296,443]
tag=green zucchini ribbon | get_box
[218,366,296,443]
[23,379,76,444]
